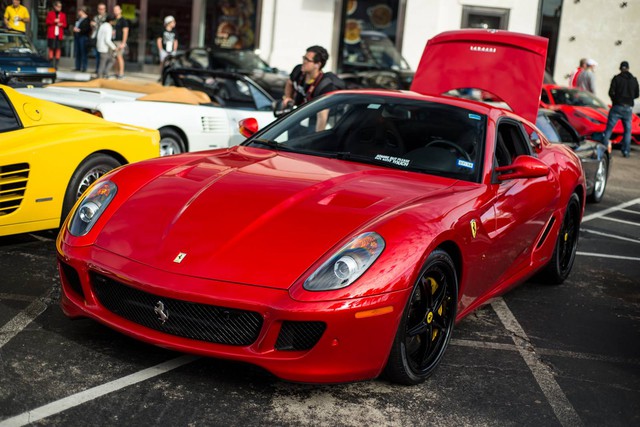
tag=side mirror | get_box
[495,155,549,181]
[239,118,259,138]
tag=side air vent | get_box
[0,163,29,216]
[201,116,227,133]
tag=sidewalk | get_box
[55,59,161,84]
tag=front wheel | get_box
[383,249,458,385]
[539,193,581,284]
[62,154,122,224]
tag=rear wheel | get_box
[383,249,458,385]
[159,128,186,156]
[62,154,121,224]
[588,156,608,203]
[540,193,581,284]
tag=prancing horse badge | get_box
[173,252,187,263]
[470,219,478,239]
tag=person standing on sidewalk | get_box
[577,58,597,94]
[112,4,129,79]
[3,0,30,33]
[156,15,178,64]
[90,3,108,76]
[569,58,587,88]
[72,6,91,72]
[96,15,116,79]
[45,1,67,69]
[602,61,640,158]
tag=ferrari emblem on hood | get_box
[470,219,478,239]
[173,252,187,263]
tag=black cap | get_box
[620,61,629,70]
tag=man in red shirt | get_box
[569,58,587,87]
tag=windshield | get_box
[344,33,411,71]
[245,93,486,182]
[550,88,607,108]
[0,33,37,54]
[213,50,273,72]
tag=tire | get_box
[588,156,608,203]
[539,193,581,284]
[383,249,458,385]
[159,128,186,156]
[61,154,122,225]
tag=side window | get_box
[495,121,530,167]
[549,116,578,143]
[540,89,550,104]
[0,90,21,133]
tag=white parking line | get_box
[601,216,640,227]
[577,251,640,262]
[0,297,48,348]
[581,228,640,244]
[582,197,640,223]
[491,298,583,427]
[0,355,198,427]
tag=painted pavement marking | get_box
[491,297,583,427]
[0,355,198,427]
[581,197,640,223]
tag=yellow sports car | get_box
[0,85,160,236]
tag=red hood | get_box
[96,147,455,289]
[411,29,548,123]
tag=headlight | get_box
[304,232,385,291]
[68,181,117,236]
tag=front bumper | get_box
[3,71,56,86]
[57,242,410,383]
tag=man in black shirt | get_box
[283,46,344,130]
[602,61,639,157]
[112,4,129,79]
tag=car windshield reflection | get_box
[0,34,37,54]
[245,93,486,182]
[550,88,607,108]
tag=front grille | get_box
[0,163,29,216]
[275,321,326,351]
[92,273,263,346]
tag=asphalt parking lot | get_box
[1,149,639,427]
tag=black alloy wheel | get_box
[384,249,458,385]
[540,192,581,284]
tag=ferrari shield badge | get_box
[173,252,187,263]
[470,219,478,239]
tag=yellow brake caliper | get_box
[426,277,440,341]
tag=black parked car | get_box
[340,31,414,90]
[161,48,288,99]
[536,109,610,203]
[0,29,56,86]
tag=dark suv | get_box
[0,29,56,86]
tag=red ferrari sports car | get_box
[57,30,586,385]
[540,84,640,146]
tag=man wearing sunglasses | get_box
[282,46,345,130]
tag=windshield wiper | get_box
[250,138,292,151]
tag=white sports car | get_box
[17,71,277,156]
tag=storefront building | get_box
[13,0,639,96]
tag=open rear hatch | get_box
[411,29,548,123]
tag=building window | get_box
[461,6,510,30]
[205,0,259,50]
